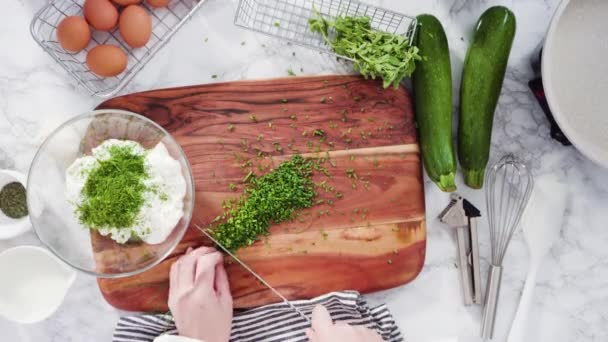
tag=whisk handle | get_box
[481,264,503,339]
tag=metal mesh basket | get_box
[234,0,417,60]
[30,0,205,98]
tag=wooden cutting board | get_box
[95,75,426,312]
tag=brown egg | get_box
[56,16,91,52]
[86,45,128,77]
[119,5,152,48]
[113,0,142,5]
[84,0,119,31]
[147,0,170,8]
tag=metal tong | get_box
[438,193,482,305]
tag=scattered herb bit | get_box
[274,22,281,27]
[243,171,254,183]
[281,99,288,103]
[0,182,28,219]
[212,74,218,79]
[320,97,327,104]
[204,37,208,42]
[387,259,393,265]
[329,121,338,129]
[210,156,315,252]
[345,168,357,179]
[292,52,296,57]
[287,67,296,76]
[268,122,274,129]
[313,129,325,137]
[249,114,257,122]
[289,123,296,129]
[290,114,297,120]
[302,130,308,137]
[241,41,246,46]
[309,9,421,88]
[323,80,329,86]
[229,183,237,191]
[335,192,343,199]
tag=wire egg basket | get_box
[30,0,206,98]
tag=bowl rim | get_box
[542,0,608,169]
[27,109,196,279]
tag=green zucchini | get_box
[412,14,456,192]
[459,6,516,188]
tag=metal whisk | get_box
[481,155,534,339]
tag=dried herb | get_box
[0,182,28,219]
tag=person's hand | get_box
[305,305,383,342]
[168,247,233,342]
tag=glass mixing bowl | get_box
[27,110,195,278]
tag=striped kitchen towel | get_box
[113,291,404,342]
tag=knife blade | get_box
[193,224,311,323]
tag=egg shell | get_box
[119,5,152,48]
[56,16,91,53]
[84,0,119,31]
[86,45,128,77]
[113,0,142,5]
[147,0,170,8]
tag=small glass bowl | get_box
[27,110,195,278]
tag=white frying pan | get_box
[542,0,608,168]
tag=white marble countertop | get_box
[2,0,607,341]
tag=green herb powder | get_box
[0,182,28,219]
[77,145,148,229]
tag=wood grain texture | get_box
[94,75,426,312]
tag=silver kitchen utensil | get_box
[234,0,417,61]
[30,0,207,98]
[438,193,482,306]
[194,224,311,323]
[481,155,534,340]
[507,175,567,342]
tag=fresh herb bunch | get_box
[309,11,421,88]
[77,145,148,229]
[211,155,315,252]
